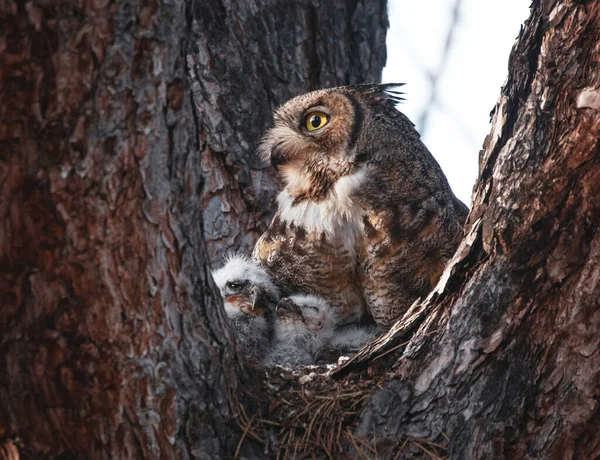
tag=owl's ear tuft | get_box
[347,83,405,107]
[378,83,405,105]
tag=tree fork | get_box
[231,1,600,458]
[346,1,600,458]
[2,0,599,459]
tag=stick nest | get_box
[234,361,448,459]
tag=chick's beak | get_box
[276,298,298,314]
[250,286,262,311]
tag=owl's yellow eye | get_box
[304,111,329,131]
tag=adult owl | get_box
[253,84,468,329]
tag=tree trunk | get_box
[336,1,600,458]
[0,0,386,459]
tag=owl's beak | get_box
[270,148,287,170]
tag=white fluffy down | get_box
[212,253,280,298]
[276,168,367,241]
[213,260,379,366]
[212,254,278,361]
[330,325,379,351]
[224,303,271,360]
[265,294,337,367]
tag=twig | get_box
[345,429,371,460]
[234,414,256,460]
[412,439,445,460]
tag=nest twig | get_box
[230,362,448,459]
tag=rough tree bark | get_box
[0,0,386,459]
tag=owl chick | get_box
[314,323,381,364]
[212,254,280,360]
[329,324,380,355]
[263,294,338,367]
[253,84,468,329]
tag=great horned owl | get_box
[263,294,337,367]
[212,254,280,359]
[253,84,468,329]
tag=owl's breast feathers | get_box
[254,170,465,329]
[253,172,370,325]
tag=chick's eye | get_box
[304,111,329,131]
[309,306,319,312]
[226,281,246,292]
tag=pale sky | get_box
[382,0,531,206]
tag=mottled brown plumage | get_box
[253,84,468,329]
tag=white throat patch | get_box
[276,168,367,239]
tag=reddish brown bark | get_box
[0,0,387,458]
[0,0,244,457]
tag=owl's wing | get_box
[359,192,464,330]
